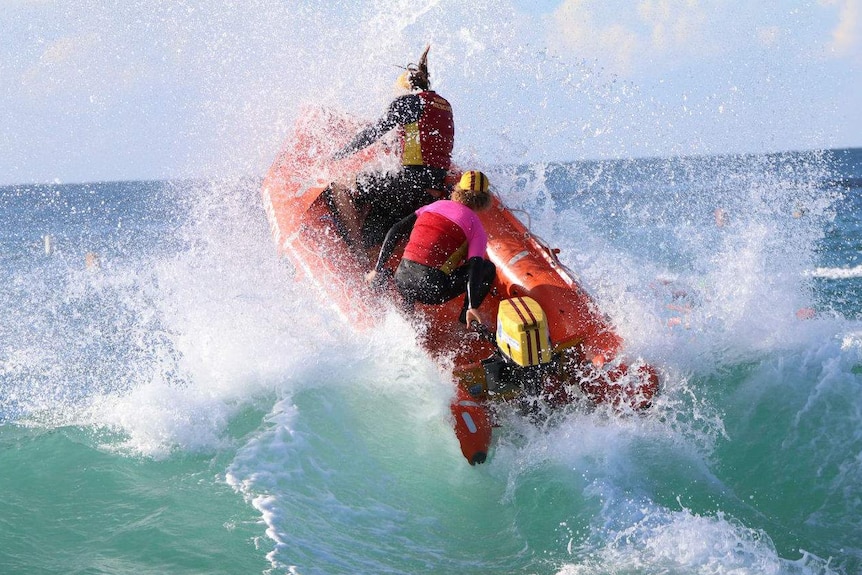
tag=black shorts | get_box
[355,165,446,248]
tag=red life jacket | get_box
[401,91,454,170]
[403,211,468,274]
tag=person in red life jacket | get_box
[366,171,497,328]
[330,44,455,251]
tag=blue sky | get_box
[1,0,860,185]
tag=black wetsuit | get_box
[334,91,454,248]
[374,211,496,321]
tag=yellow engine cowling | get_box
[495,297,553,367]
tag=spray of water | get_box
[3,1,858,572]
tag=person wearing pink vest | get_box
[366,171,496,328]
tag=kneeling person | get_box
[366,171,496,327]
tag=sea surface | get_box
[1,147,861,574]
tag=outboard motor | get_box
[476,297,558,399]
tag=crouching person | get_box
[366,171,496,328]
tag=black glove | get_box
[368,268,393,290]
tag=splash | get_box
[3,1,860,573]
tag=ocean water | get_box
[2,147,861,574]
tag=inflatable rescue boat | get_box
[261,107,659,465]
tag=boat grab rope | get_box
[504,204,580,284]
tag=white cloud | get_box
[637,0,707,52]
[21,34,101,94]
[821,0,861,57]
[549,0,639,75]
[548,0,709,77]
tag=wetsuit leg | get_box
[396,258,496,324]
[361,175,418,248]
[395,259,448,304]
[321,185,363,248]
[450,259,496,323]
[321,187,349,240]
[353,172,389,214]
[360,167,441,249]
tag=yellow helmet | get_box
[457,170,490,193]
[395,44,431,92]
[452,171,492,211]
[396,70,412,92]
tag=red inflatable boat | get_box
[261,107,659,465]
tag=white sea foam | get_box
[809,265,862,279]
[555,503,838,575]
[66,178,352,457]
